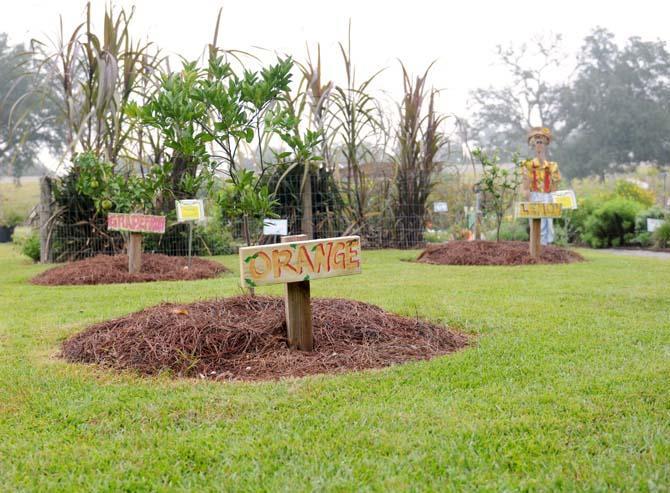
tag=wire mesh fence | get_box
[43,174,447,262]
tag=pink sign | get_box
[107,213,166,234]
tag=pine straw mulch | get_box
[32,253,229,286]
[61,296,469,381]
[417,240,584,266]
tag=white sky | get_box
[2,0,669,123]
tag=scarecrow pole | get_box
[529,218,541,258]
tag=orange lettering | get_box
[249,251,271,280]
[346,241,360,269]
[272,248,298,278]
[296,245,315,274]
[313,242,332,273]
[331,241,346,270]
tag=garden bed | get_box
[61,296,468,381]
[417,240,584,266]
[32,253,228,285]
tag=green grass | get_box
[1,244,669,492]
[0,179,41,222]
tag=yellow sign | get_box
[239,236,361,288]
[176,199,205,222]
[551,190,578,210]
[515,202,562,219]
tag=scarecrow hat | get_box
[527,127,552,144]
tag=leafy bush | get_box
[552,222,569,247]
[496,220,529,241]
[615,180,655,207]
[13,228,40,262]
[194,220,236,255]
[635,206,666,232]
[630,231,653,248]
[560,198,597,245]
[653,222,670,249]
[582,198,644,248]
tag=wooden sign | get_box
[551,190,578,210]
[239,236,361,288]
[107,213,166,234]
[515,202,562,219]
[176,200,205,223]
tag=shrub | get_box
[561,198,597,245]
[14,228,40,262]
[635,206,666,232]
[497,220,529,241]
[582,198,644,248]
[615,180,655,208]
[653,222,670,249]
[630,231,653,248]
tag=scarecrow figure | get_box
[522,127,561,245]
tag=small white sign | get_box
[176,199,205,223]
[647,218,665,232]
[433,201,448,213]
[263,218,288,236]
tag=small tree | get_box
[473,148,522,241]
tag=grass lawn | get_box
[1,244,669,491]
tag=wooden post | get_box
[39,177,53,263]
[281,234,313,351]
[128,232,143,274]
[300,172,314,239]
[530,218,541,258]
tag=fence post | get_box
[39,176,53,263]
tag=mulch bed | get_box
[417,240,584,266]
[32,253,228,286]
[61,296,468,381]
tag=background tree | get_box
[470,34,565,156]
[557,28,670,178]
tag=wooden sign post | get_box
[107,213,166,274]
[281,234,313,350]
[239,235,362,351]
[515,202,562,258]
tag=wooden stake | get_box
[39,177,53,263]
[128,232,143,274]
[530,218,541,258]
[281,234,313,351]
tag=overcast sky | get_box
[3,0,669,121]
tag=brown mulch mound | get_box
[417,240,584,266]
[32,253,228,286]
[61,296,468,381]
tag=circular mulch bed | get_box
[32,253,228,286]
[417,240,584,266]
[61,296,468,381]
